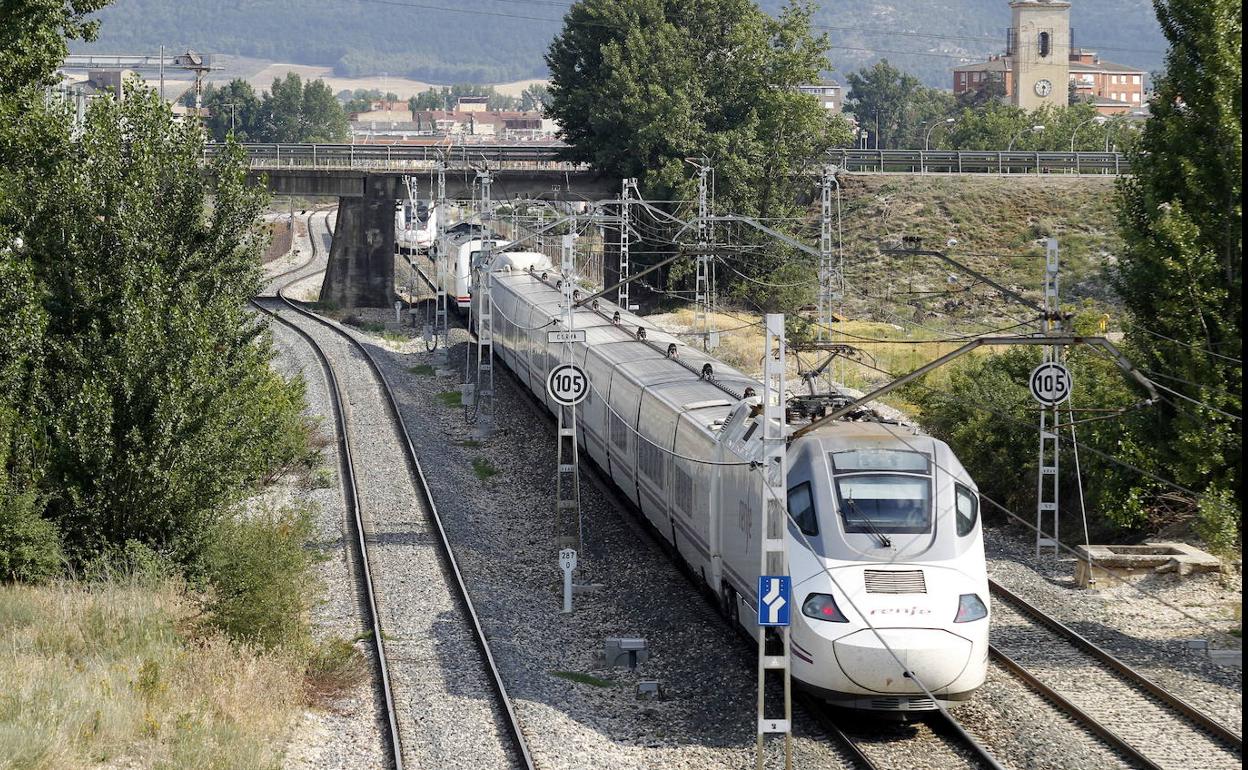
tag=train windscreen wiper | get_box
[846,497,892,548]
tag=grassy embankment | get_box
[670,175,1125,412]
[1,581,296,770]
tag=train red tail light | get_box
[801,593,849,623]
[954,593,988,623]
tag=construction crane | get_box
[61,49,219,108]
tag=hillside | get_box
[831,174,1124,324]
[75,0,1166,87]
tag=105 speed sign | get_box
[1029,361,1072,406]
[546,363,588,406]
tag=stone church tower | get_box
[1009,0,1071,110]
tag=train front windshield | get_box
[831,449,932,535]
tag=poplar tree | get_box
[1114,0,1241,548]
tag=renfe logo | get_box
[868,606,932,616]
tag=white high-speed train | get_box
[396,199,437,254]
[428,227,510,309]
[470,258,991,713]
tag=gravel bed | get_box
[990,598,1239,769]
[329,293,1036,769]
[272,209,333,300]
[955,663,1132,770]
[255,214,390,769]
[276,307,519,770]
[986,528,1242,735]
[266,312,388,770]
[290,246,1240,769]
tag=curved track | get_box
[254,212,534,770]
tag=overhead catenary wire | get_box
[866,419,1236,637]
[838,351,1205,503]
[1128,324,1243,366]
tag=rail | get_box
[250,210,403,769]
[989,579,1243,750]
[272,213,536,769]
[216,143,1130,175]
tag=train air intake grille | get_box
[863,570,926,594]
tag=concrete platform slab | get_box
[1072,541,1222,588]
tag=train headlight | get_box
[954,593,988,623]
[801,593,849,623]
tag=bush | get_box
[0,488,63,582]
[1195,487,1239,556]
[198,504,319,650]
[908,329,1171,542]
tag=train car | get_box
[472,263,991,714]
[396,200,437,255]
[430,229,510,309]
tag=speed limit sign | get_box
[1029,362,1072,406]
[546,363,588,406]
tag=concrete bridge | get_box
[214,143,620,306]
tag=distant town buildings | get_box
[797,81,843,113]
[953,0,1147,116]
[348,105,557,142]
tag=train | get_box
[426,224,509,309]
[468,256,991,714]
[395,199,437,255]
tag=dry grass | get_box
[0,580,302,770]
[653,307,1008,414]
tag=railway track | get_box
[988,579,1242,770]
[805,697,1005,770]
[254,212,534,770]
[364,234,1239,770]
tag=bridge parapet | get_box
[214,144,1131,177]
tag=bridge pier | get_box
[319,176,399,308]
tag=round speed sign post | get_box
[1029,361,1072,406]
[546,363,588,406]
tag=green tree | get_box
[256,74,349,143]
[202,78,262,142]
[0,0,111,94]
[1113,0,1241,548]
[845,59,922,149]
[263,73,305,142]
[2,84,312,565]
[520,82,552,112]
[547,0,849,310]
[301,78,349,142]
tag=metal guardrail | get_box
[826,148,1130,175]
[217,143,1130,175]
[214,142,587,172]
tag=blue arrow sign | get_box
[757,576,791,627]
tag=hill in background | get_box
[75,0,1166,88]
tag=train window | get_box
[674,466,694,513]
[955,484,978,537]
[787,481,818,536]
[836,475,931,534]
[611,413,629,450]
[831,449,929,474]
[639,439,665,485]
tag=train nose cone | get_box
[832,628,972,693]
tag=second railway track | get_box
[254,212,534,770]
[988,579,1241,770]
